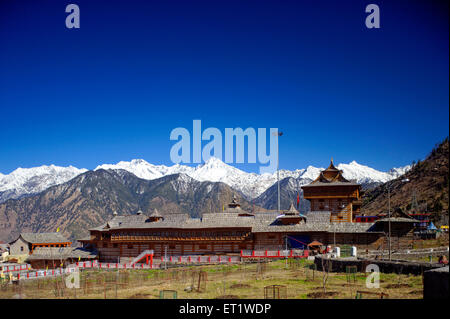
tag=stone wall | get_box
[314,256,446,275]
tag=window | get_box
[199,245,207,250]
[127,244,133,249]
[20,246,24,252]
[169,245,176,249]
[113,244,118,248]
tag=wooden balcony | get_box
[110,233,251,242]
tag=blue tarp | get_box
[287,235,310,249]
[428,222,437,230]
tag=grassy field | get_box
[411,235,449,249]
[0,259,424,299]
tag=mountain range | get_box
[0,157,412,242]
[0,169,264,242]
[0,158,410,203]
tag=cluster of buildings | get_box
[3,159,425,268]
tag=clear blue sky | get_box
[0,0,448,174]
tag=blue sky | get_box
[0,0,448,174]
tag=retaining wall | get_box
[314,256,446,275]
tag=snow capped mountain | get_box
[388,165,412,178]
[0,165,88,202]
[95,159,194,180]
[94,157,411,199]
[0,158,411,204]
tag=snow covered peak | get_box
[388,165,412,178]
[0,158,412,203]
[79,158,414,198]
[95,159,169,180]
[337,162,411,184]
[201,156,227,167]
[0,165,88,202]
[300,166,323,180]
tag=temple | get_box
[79,198,388,262]
[301,159,362,223]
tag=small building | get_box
[369,217,417,250]
[9,233,71,256]
[26,247,97,269]
[276,203,307,225]
[301,159,362,223]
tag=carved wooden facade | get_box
[302,159,362,222]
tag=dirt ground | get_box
[0,259,424,299]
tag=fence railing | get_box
[1,249,312,283]
[240,249,309,258]
[0,264,31,273]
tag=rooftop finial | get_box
[113,211,118,216]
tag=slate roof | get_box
[302,181,360,187]
[376,217,419,223]
[305,211,331,223]
[27,247,98,260]
[14,232,71,244]
[88,210,378,234]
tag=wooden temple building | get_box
[76,159,417,262]
[301,159,362,223]
[80,199,390,262]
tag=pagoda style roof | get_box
[276,203,307,225]
[302,158,360,187]
[223,195,247,214]
[149,208,163,218]
[285,203,300,216]
[325,158,340,171]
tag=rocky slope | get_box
[0,169,263,242]
[362,137,449,225]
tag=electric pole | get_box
[273,131,283,215]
